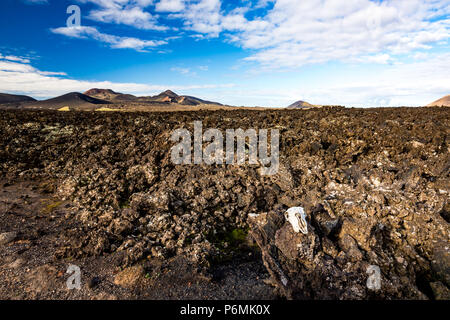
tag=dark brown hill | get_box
[0,93,36,104]
[26,92,110,110]
[84,88,137,102]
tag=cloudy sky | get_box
[0,0,449,107]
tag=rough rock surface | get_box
[0,107,449,299]
[0,232,17,245]
[113,265,144,288]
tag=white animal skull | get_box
[285,207,308,234]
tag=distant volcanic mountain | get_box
[84,88,222,106]
[0,93,36,104]
[26,92,110,110]
[129,89,222,106]
[84,88,137,102]
[179,95,222,106]
[427,95,450,107]
[286,100,316,109]
[0,89,224,111]
[151,90,179,103]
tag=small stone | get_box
[430,281,450,300]
[275,224,317,267]
[114,265,144,288]
[322,237,339,258]
[8,258,24,269]
[0,232,17,245]
[431,242,450,286]
[338,234,363,262]
[88,276,100,289]
[410,140,425,148]
[94,292,118,300]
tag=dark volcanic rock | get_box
[0,107,448,299]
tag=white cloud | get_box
[51,26,167,51]
[23,0,48,4]
[155,0,185,12]
[352,53,394,65]
[78,0,167,30]
[0,58,68,77]
[253,51,450,107]
[42,1,449,69]
[172,0,450,68]
[170,66,192,74]
[236,0,450,68]
[158,51,450,107]
[0,54,31,64]
[0,54,234,98]
[0,60,36,73]
[171,0,223,36]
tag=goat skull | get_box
[285,207,308,234]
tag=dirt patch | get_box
[0,180,275,299]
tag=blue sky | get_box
[0,0,449,107]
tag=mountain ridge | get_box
[427,94,450,107]
[85,88,222,106]
[84,89,137,102]
[24,92,111,110]
[286,100,316,109]
[0,93,36,104]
